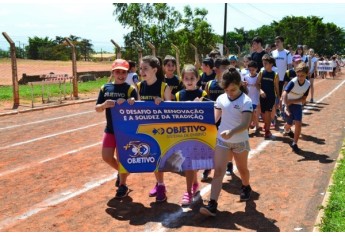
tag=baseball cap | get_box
[228,55,238,61]
[111,59,129,71]
[292,54,302,62]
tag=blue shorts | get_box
[252,104,257,110]
[284,104,303,125]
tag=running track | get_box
[0,77,344,232]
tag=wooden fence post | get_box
[146,41,156,57]
[65,37,78,99]
[110,40,122,59]
[2,32,19,108]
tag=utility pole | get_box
[223,3,228,51]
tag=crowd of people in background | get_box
[95,35,343,217]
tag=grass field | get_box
[320,140,345,232]
[0,77,109,101]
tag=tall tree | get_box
[113,3,218,63]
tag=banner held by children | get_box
[111,101,217,173]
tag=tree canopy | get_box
[24,35,94,61]
[113,4,345,62]
[2,5,344,62]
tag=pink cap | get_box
[111,59,129,71]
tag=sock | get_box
[157,182,164,186]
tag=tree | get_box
[113,3,219,63]
[224,15,345,57]
[79,39,95,61]
[25,35,95,61]
[27,37,57,60]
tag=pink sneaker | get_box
[181,192,193,206]
[192,183,199,196]
[149,183,158,197]
[156,185,167,202]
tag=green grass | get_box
[320,141,345,232]
[0,77,109,102]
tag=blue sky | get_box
[0,1,344,53]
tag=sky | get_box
[0,0,344,53]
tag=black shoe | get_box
[225,162,233,176]
[276,109,282,117]
[283,129,294,138]
[290,143,301,153]
[200,199,218,216]
[115,174,120,187]
[225,161,234,176]
[240,185,252,201]
[310,98,314,103]
[201,169,211,182]
[115,184,128,198]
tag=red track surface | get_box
[0,76,344,232]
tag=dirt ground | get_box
[0,72,344,232]
[0,58,113,85]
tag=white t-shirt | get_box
[285,77,310,105]
[332,60,337,68]
[244,74,260,106]
[241,68,249,78]
[271,49,292,81]
[125,72,139,87]
[308,56,318,73]
[215,92,253,143]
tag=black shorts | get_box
[260,96,275,113]
[278,81,285,97]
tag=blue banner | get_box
[111,101,217,173]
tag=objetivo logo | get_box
[152,128,165,135]
[124,141,151,157]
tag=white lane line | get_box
[148,79,345,232]
[306,79,345,108]
[0,142,102,178]
[0,110,94,131]
[0,174,116,231]
[147,139,272,232]
[0,122,104,150]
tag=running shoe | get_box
[200,199,218,217]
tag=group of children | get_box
[95,43,311,216]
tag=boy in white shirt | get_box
[282,62,311,153]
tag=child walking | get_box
[163,55,183,100]
[137,55,172,201]
[201,57,234,181]
[199,68,253,216]
[175,64,208,206]
[282,62,310,153]
[95,59,138,198]
[198,57,216,90]
[256,54,280,139]
[243,61,260,132]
